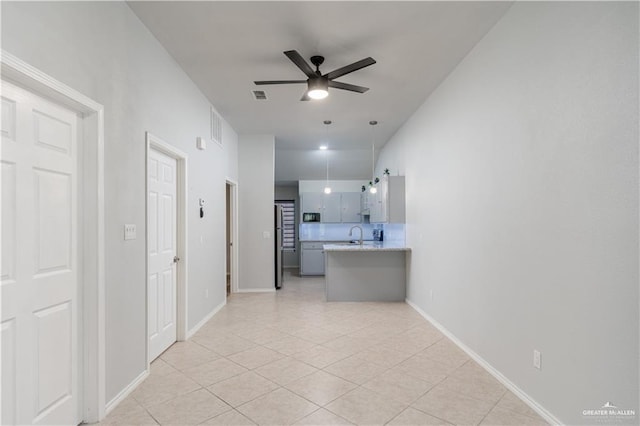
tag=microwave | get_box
[302,212,321,222]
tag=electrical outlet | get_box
[124,224,136,240]
[533,350,541,370]
[205,289,209,299]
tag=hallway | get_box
[99,271,547,425]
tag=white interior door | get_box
[1,80,80,425]
[147,148,177,361]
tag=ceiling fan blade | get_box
[324,57,376,80]
[254,80,307,85]
[328,80,369,93]
[300,92,311,101]
[284,50,316,78]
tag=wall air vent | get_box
[210,107,222,147]
[252,90,268,100]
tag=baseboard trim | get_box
[105,369,149,417]
[235,288,276,293]
[405,298,563,426]
[186,300,226,339]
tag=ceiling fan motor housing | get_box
[310,55,325,72]
[308,76,328,91]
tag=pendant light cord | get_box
[324,120,332,194]
[370,120,377,183]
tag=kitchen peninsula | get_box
[323,242,410,302]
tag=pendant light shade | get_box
[323,120,332,194]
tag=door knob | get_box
[173,255,180,263]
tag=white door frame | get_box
[1,51,106,422]
[145,132,188,365]
[225,178,239,294]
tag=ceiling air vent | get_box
[252,90,268,100]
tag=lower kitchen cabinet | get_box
[300,242,325,275]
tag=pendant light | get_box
[323,120,332,194]
[369,120,378,194]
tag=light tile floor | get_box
[99,271,548,425]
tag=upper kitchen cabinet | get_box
[300,191,362,223]
[300,192,340,222]
[322,193,342,223]
[301,192,323,214]
[340,192,362,223]
[369,176,406,223]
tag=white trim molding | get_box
[406,298,563,426]
[186,300,226,339]
[104,370,149,417]
[1,50,106,423]
[235,288,276,293]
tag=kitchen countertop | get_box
[323,242,410,252]
[301,239,374,243]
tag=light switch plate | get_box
[263,231,271,239]
[533,349,541,369]
[124,224,136,240]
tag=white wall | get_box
[276,148,372,182]
[1,1,239,404]
[238,135,275,291]
[376,2,638,424]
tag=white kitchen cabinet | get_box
[370,176,405,223]
[300,242,325,275]
[322,193,342,223]
[301,192,323,214]
[301,192,362,223]
[341,192,362,223]
[360,192,371,216]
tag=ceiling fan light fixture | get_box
[307,78,329,100]
[308,89,328,100]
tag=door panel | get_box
[1,80,79,425]
[34,169,71,274]
[1,161,16,283]
[1,319,16,425]
[148,148,177,361]
[34,302,72,418]
[148,273,159,339]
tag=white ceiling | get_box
[128,1,512,184]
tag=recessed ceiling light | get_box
[319,145,328,150]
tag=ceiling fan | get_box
[254,50,376,101]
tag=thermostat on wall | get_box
[196,137,207,150]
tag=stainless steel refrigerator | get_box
[274,204,283,289]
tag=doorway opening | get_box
[225,179,238,295]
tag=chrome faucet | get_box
[349,225,364,245]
